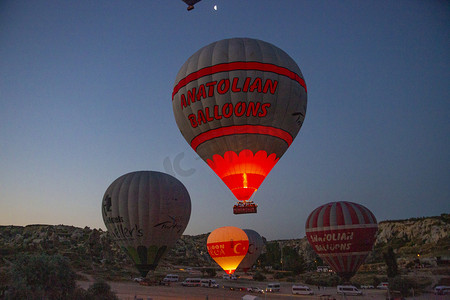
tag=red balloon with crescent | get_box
[207,226,249,274]
[172,38,307,214]
[305,201,378,282]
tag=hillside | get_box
[0,214,449,282]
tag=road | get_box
[77,279,449,300]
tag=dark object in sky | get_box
[182,0,201,11]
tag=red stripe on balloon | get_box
[207,240,249,257]
[190,125,293,151]
[172,61,307,100]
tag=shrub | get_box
[253,271,266,281]
[205,268,216,277]
[86,280,118,300]
[389,276,415,297]
[8,254,76,299]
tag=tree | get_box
[383,246,398,278]
[263,242,281,269]
[8,254,76,299]
[281,246,306,275]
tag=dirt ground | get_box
[76,279,449,300]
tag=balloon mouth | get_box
[230,186,258,201]
[225,269,235,275]
[207,150,279,201]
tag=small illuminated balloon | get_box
[213,5,217,10]
[238,229,264,272]
[207,226,249,274]
[102,171,191,277]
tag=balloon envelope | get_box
[238,229,264,272]
[207,226,249,274]
[102,171,191,277]
[172,38,307,210]
[305,201,378,282]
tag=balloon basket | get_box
[233,202,257,214]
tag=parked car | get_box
[201,279,219,288]
[182,278,201,287]
[265,282,281,292]
[434,286,450,295]
[222,274,237,280]
[292,285,314,295]
[247,287,264,293]
[133,277,144,282]
[360,285,374,289]
[377,282,389,289]
[163,274,179,282]
[337,285,362,296]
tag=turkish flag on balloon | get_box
[207,226,249,274]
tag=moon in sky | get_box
[213,5,218,11]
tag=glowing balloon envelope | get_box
[305,201,378,282]
[238,229,264,272]
[102,171,191,277]
[172,38,307,213]
[207,226,249,274]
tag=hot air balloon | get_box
[207,226,249,274]
[238,229,264,273]
[102,171,191,277]
[305,201,378,282]
[172,38,307,214]
[182,0,201,11]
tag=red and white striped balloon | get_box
[305,201,378,282]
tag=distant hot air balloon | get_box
[305,201,378,282]
[182,0,201,11]
[238,229,264,273]
[102,171,191,277]
[207,226,249,274]
[172,38,307,214]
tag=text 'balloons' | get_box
[305,201,378,282]
[172,38,307,213]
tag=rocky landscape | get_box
[0,214,449,287]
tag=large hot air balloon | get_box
[102,171,191,277]
[238,229,264,273]
[172,38,307,214]
[207,226,249,274]
[305,201,378,282]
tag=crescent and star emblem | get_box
[233,242,246,255]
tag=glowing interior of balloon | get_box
[215,257,245,274]
[207,150,279,201]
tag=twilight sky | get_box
[1,0,449,240]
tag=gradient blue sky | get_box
[1,0,449,240]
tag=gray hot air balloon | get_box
[172,38,307,214]
[102,171,191,277]
[238,229,264,273]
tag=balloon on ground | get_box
[207,226,249,274]
[102,171,191,277]
[305,201,378,282]
[238,229,264,273]
[172,37,307,214]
